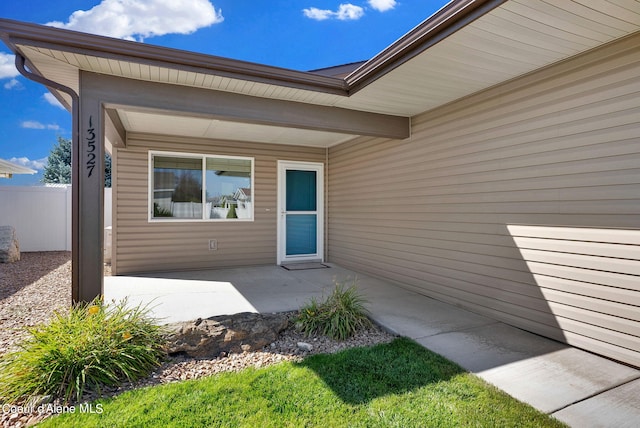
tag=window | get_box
[150,151,253,221]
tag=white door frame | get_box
[277,160,324,265]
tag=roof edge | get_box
[0,18,349,96]
[0,2,506,102]
[345,0,507,93]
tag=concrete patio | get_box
[105,263,640,427]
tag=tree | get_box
[42,137,111,187]
[171,171,201,202]
[42,136,71,184]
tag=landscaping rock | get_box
[0,225,20,263]
[165,312,289,358]
[0,254,397,428]
[297,342,313,352]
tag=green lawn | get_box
[40,338,566,427]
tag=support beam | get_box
[82,72,410,140]
[77,72,104,302]
[105,108,126,148]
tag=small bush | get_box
[0,298,166,404]
[296,280,372,340]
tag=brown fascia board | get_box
[0,18,348,96]
[345,0,507,94]
[308,61,368,78]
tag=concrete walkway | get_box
[105,263,640,427]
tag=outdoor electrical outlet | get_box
[208,239,218,251]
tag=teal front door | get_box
[278,161,324,264]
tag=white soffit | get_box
[117,110,355,147]
[19,46,344,108]
[16,0,640,120]
[338,0,640,115]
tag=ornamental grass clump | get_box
[0,298,166,404]
[296,280,372,340]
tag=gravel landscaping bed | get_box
[1,252,396,427]
[0,252,73,356]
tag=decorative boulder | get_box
[0,226,20,263]
[165,312,289,358]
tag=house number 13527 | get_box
[86,115,96,178]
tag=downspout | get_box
[15,54,81,303]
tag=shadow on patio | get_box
[104,263,351,324]
[103,262,543,373]
[103,262,640,419]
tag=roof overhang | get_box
[1,0,639,146]
[0,158,37,178]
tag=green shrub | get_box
[0,298,166,404]
[296,280,372,340]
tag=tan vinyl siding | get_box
[113,134,325,274]
[328,34,640,366]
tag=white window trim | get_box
[148,150,255,222]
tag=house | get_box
[1,0,639,367]
[233,187,252,219]
[0,158,36,178]
[234,187,251,203]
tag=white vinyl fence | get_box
[0,186,112,252]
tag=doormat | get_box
[281,263,330,271]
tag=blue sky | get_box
[0,0,446,185]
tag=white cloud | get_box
[4,78,21,90]
[9,157,47,171]
[43,92,66,109]
[368,0,396,12]
[21,121,45,129]
[303,7,333,21]
[336,4,365,20]
[21,121,60,130]
[46,0,224,41]
[0,52,19,80]
[303,3,364,21]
